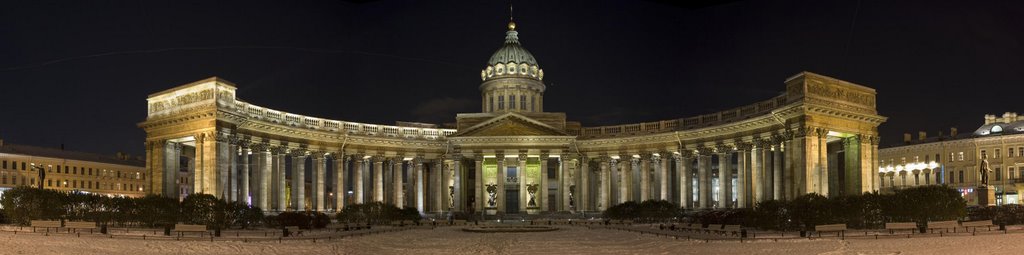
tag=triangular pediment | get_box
[453,112,570,137]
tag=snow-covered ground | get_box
[1,226,1021,255]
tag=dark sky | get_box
[1,0,1022,157]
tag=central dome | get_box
[480,22,544,81]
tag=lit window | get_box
[992,125,1003,133]
[949,153,954,162]
[958,152,964,161]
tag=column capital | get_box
[815,127,830,138]
[309,151,328,159]
[714,144,733,154]
[539,154,550,160]
[518,154,528,162]
[695,146,715,156]
[371,155,387,163]
[871,135,881,145]
[288,148,308,157]
[638,153,654,161]
[734,142,752,151]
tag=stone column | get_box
[540,154,550,212]
[599,157,611,210]
[619,157,631,204]
[559,156,569,211]
[579,157,589,212]
[435,159,444,212]
[640,154,651,202]
[258,144,272,210]
[335,153,346,211]
[496,154,506,212]
[229,140,238,201]
[783,132,795,200]
[761,141,772,201]
[773,142,783,201]
[273,148,286,212]
[163,141,180,199]
[474,156,484,212]
[393,159,404,208]
[817,128,830,196]
[736,143,750,208]
[452,157,462,212]
[415,158,425,213]
[210,132,229,199]
[717,148,731,208]
[697,149,711,209]
[518,154,527,212]
[353,156,364,204]
[240,146,251,205]
[291,151,306,211]
[660,154,670,201]
[870,136,881,191]
[371,157,383,203]
[750,142,762,204]
[312,153,326,211]
[678,152,693,209]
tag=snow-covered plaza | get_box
[2,225,1022,255]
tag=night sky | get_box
[1,0,1022,157]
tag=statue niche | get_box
[526,183,539,208]
[485,184,498,208]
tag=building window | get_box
[1011,148,1016,158]
[996,167,1002,181]
[914,174,920,185]
[901,157,906,165]
[935,154,940,163]
[949,153,954,162]
[498,96,504,110]
[1019,147,1023,157]
[47,180,52,187]
[901,175,907,186]
[914,156,920,163]
[508,95,515,110]
[959,171,964,183]
[2,160,6,169]
[958,152,964,161]
[21,162,26,170]
[520,95,526,110]
[1011,167,1016,180]
[531,95,535,111]
[982,150,987,159]
[995,149,1001,159]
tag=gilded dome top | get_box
[487,22,538,66]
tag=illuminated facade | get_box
[879,112,1024,205]
[139,21,886,214]
[0,139,148,199]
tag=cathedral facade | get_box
[139,22,886,215]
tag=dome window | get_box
[496,64,505,75]
[508,64,516,74]
[992,125,1003,133]
[519,63,528,74]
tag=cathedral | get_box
[139,20,886,216]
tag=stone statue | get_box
[485,184,498,207]
[527,183,539,208]
[568,184,576,208]
[980,155,992,187]
[448,186,455,209]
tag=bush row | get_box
[336,202,421,225]
[0,186,263,228]
[605,185,968,231]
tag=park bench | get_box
[814,224,847,238]
[31,220,62,233]
[927,220,959,233]
[173,224,208,237]
[64,221,97,233]
[961,220,994,232]
[885,222,918,235]
[703,224,723,234]
[284,226,303,237]
[345,223,369,231]
[721,225,742,236]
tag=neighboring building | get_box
[0,138,148,201]
[879,112,1024,206]
[139,20,886,214]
